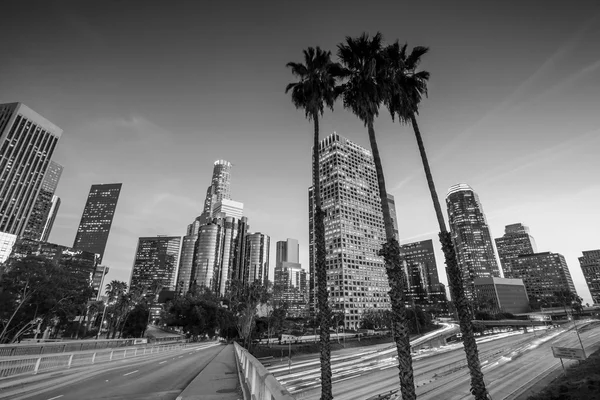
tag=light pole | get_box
[96,305,108,340]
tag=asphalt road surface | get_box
[12,342,224,400]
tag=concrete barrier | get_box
[234,342,295,400]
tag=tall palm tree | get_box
[105,280,128,304]
[382,41,489,399]
[337,32,416,400]
[286,46,344,400]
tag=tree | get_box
[381,40,490,399]
[337,32,416,400]
[286,46,345,400]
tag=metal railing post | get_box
[124,349,127,358]
[109,351,114,361]
[68,354,74,368]
[33,357,42,374]
[92,353,96,364]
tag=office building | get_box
[446,183,501,299]
[92,265,109,300]
[511,252,576,306]
[176,234,198,296]
[0,103,63,236]
[22,161,63,240]
[199,160,232,224]
[129,236,182,295]
[41,195,61,242]
[474,277,530,314]
[494,223,537,278]
[578,250,600,305]
[192,223,224,291]
[245,232,270,286]
[213,217,241,295]
[73,183,122,263]
[387,194,399,241]
[0,232,18,264]
[401,239,442,306]
[274,239,307,316]
[213,198,243,220]
[308,133,392,329]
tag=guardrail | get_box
[0,342,188,379]
[233,342,295,400]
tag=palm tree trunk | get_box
[313,112,333,400]
[410,114,489,400]
[366,119,416,400]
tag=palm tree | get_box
[381,41,489,399]
[286,46,344,400]
[105,280,128,303]
[337,32,416,400]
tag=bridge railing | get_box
[0,341,188,379]
[233,342,295,400]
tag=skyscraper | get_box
[511,252,576,306]
[73,183,122,263]
[213,198,244,220]
[401,239,443,306]
[446,183,501,298]
[308,133,391,329]
[129,236,182,294]
[245,232,270,286]
[199,160,232,224]
[23,161,63,240]
[494,223,537,278]
[41,195,61,242]
[578,250,600,305]
[274,238,307,316]
[176,232,198,296]
[0,103,63,236]
[192,222,224,290]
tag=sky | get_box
[1,0,599,305]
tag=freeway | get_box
[7,342,223,400]
[283,321,600,400]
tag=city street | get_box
[9,342,224,400]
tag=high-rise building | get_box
[245,232,270,286]
[274,238,307,317]
[308,133,391,329]
[0,103,63,236]
[41,195,61,242]
[73,183,122,263]
[129,236,182,294]
[474,277,530,314]
[387,194,399,241]
[213,198,244,220]
[192,223,224,291]
[446,183,501,299]
[176,234,198,295]
[199,160,232,224]
[92,265,109,300]
[494,223,537,278]
[22,161,63,240]
[578,250,600,305]
[511,252,576,306]
[401,239,442,306]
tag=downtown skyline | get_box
[1,1,599,304]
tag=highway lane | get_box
[13,342,224,400]
[285,331,536,399]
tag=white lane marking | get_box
[178,355,183,358]
[189,352,193,354]
[159,361,167,364]
[123,370,139,376]
[47,396,64,400]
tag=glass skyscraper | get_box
[129,236,182,294]
[494,223,537,278]
[199,160,232,224]
[41,195,61,242]
[578,250,600,305]
[23,160,63,240]
[245,232,270,286]
[308,133,392,329]
[446,183,501,299]
[0,103,63,237]
[73,183,122,263]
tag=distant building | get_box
[176,234,198,296]
[129,236,182,295]
[578,250,600,305]
[213,198,244,220]
[0,102,63,237]
[274,239,307,317]
[511,252,577,306]
[401,239,442,306]
[494,223,537,278]
[245,232,270,286]
[446,183,501,299]
[199,160,232,224]
[474,277,530,314]
[41,195,61,242]
[22,161,63,241]
[308,133,391,329]
[92,265,109,300]
[387,194,400,241]
[73,183,122,264]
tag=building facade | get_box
[511,252,577,307]
[41,195,61,242]
[0,103,63,237]
[474,277,530,314]
[274,239,307,316]
[494,223,537,278]
[446,183,501,299]
[308,133,392,329]
[176,234,198,295]
[73,183,122,263]
[0,231,18,264]
[22,161,63,241]
[578,250,600,305]
[401,239,442,306]
[213,198,244,220]
[245,232,270,286]
[129,236,182,294]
